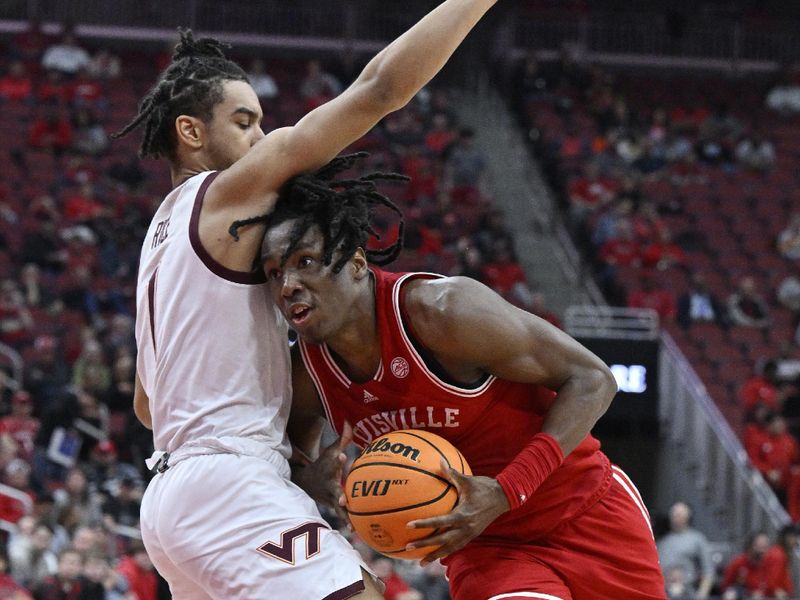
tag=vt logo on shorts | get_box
[257,522,328,565]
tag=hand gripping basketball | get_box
[296,421,353,524]
[406,457,511,565]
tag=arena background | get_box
[0,0,797,597]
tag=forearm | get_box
[361,0,497,109]
[541,367,617,456]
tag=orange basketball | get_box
[344,429,471,560]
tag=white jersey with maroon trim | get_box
[135,171,291,456]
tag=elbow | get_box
[589,364,618,415]
[358,67,411,114]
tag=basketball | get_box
[344,429,471,560]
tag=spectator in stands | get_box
[408,560,450,600]
[23,336,69,409]
[83,554,129,600]
[1,459,35,522]
[115,540,155,600]
[721,532,793,599]
[746,413,798,502]
[777,214,800,260]
[741,360,784,416]
[664,566,696,600]
[728,276,771,329]
[592,197,634,248]
[37,70,72,105]
[566,162,617,228]
[0,61,33,103]
[677,272,727,329]
[0,544,32,599]
[0,280,34,349]
[70,108,108,157]
[598,220,642,268]
[766,66,800,115]
[21,204,68,273]
[480,238,528,296]
[72,340,111,394]
[627,274,677,323]
[641,229,688,271]
[87,49,121,80]
[53,468,100,527]
[10,523,57,588]
[769,525,800,596]
[87,440,140,498]
[71,69,105,110]
[28,107,72,158]
[446,127,487,194]
[736,135,776,172]
[370,557,422,600]
[32,546,103,599]
[41,32,91,76]
[246,58,279,100]
[424,112,456,156]
[298,59,342,110]
[1,391,41,463]
[656,501,715,599]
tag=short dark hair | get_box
[112,29,248,159]
[230,152,407,273]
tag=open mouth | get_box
[288,303,313,326]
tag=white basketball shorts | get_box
[140,449,370,599]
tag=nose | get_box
[280,270,302,299]
[252,127,265,146]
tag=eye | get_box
[266,268,282,281]
[298,256,314,268]
[238,122,250,130]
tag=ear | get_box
[174,115,204,152]
[351,248,369,281]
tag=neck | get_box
[170,163,204,188]
[325,273,380,381]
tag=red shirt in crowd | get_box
[641,241,687,269]
[481,260,527,294]
[28,116,72,150]
[746,428,798,492]
[567,176,617,208]
[0,74,32,101]
[627,287,676,321]
[599,238,642,266]
[116,556,157,600]
[741,376,780,413]
[722,551,793,597]
[0,415,40,461]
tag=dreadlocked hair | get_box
[230,152,409,273]
[111,28,248,159]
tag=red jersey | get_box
[299,268,611,542]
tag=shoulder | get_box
[403,276,489,333]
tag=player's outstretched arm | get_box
[403,276,617,563]
[211,0,499,215]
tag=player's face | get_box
[203,80,265,169]
[262,222,365,344]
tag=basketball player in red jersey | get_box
[253,156,668,600]
[114,0,501,596]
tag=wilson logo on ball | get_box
[363,437,421,462]
[350,478,410,498]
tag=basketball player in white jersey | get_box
[115,1,500,598]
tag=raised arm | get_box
[210,0,499,213]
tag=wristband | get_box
[495,432,564,510]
